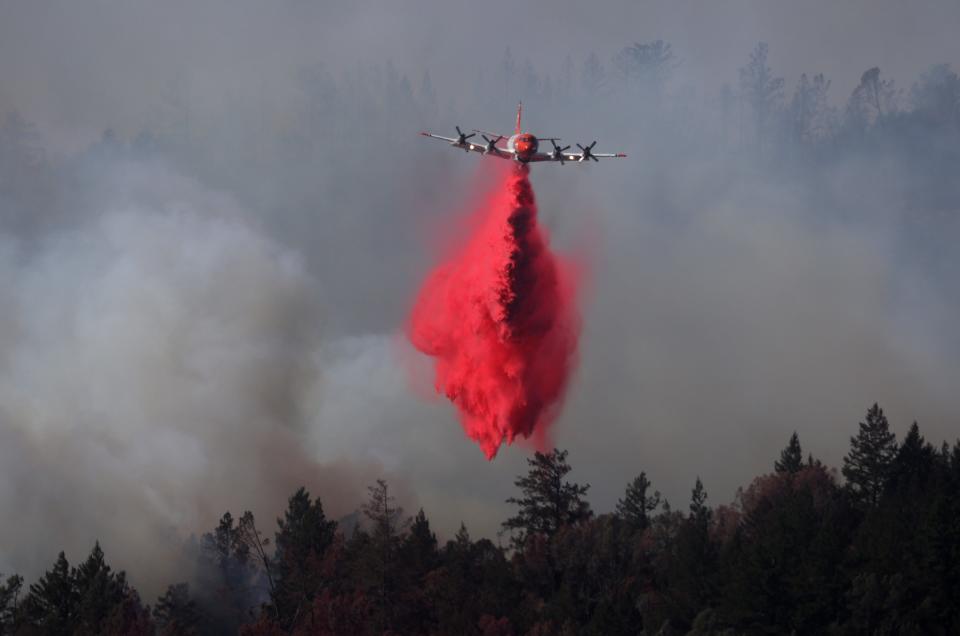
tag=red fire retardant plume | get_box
[409,164,580,459]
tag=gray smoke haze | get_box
[0,160,396,594]
[1,0,958,598]
[2,0,958,146]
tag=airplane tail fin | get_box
[515,101,522,135]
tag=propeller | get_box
[576,141,599,162]
[481,134,504,155]
[454,125,476,149]
[550,140,571,165]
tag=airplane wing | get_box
[420,131,515,159]
[526,151,627,163]
[472,129,509,139]
[525,152,567,163]
[419,131,459,144]
[480,147,515,160]
[419,131,485,153]
[565,141,628,162]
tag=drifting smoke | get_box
[409,164,579,459]
[0,159,385,595]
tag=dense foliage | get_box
[2,403,959,634]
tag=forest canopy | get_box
[2,403,959,634]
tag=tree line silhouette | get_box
[2,402,958,634]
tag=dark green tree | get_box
[502,449,592,549]
[431,524,478,635]
[393,508,440,633]
[236,510,275,596]
[544,515,646,635]
[428,524,515,636]
[203,512,248,570]
[23,551,78,632]
[689,477,710,522]
[154,583,201,636]
[98,590,153,636]
[19,544,148,635]
[887,422,936,493]
[0,573,23,632]
[402,508,439,576]
[357,479,409,634]
[271,487,337,628]
[197,511,259,634]
[775,432,804,474]
[73,542,130,635]
[658,477,716,631]
[615,472,661,530]
[721,467,853,633]
[842,403,898,507]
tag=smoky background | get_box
[0,0,957,597]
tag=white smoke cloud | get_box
[0,160,382,595]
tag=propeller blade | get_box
[481,134,502,154]
[551,140,572,164]
[591,155,599,162]
[589,141,597,149]
[576,143,586,151]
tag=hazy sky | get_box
[0,0,958,596]
[2,0,958,147]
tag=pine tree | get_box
[502,449,591,549]
[432,524,515,636]
[887,422,935,493]
[199,512,259,633]
[272,487,337,627]
[74,542,129,635]
[392,508,441,633]
[203,512,250,570]
[0,574,23,632]
[616,472,661,530]
[845,67,898,132]
[359,479,409,634]
[236,510,275,597]
[662,478,716,629]
[99,589,153,635]
[611,40,674,96]
[842,403,898,507]
[689,477,710,522]
[739,42,784,154]
[775,432,804,474]
[24,551,78,632]
[403,509,439,575]
[154,583,201,635]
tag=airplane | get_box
[420,102,626,165]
